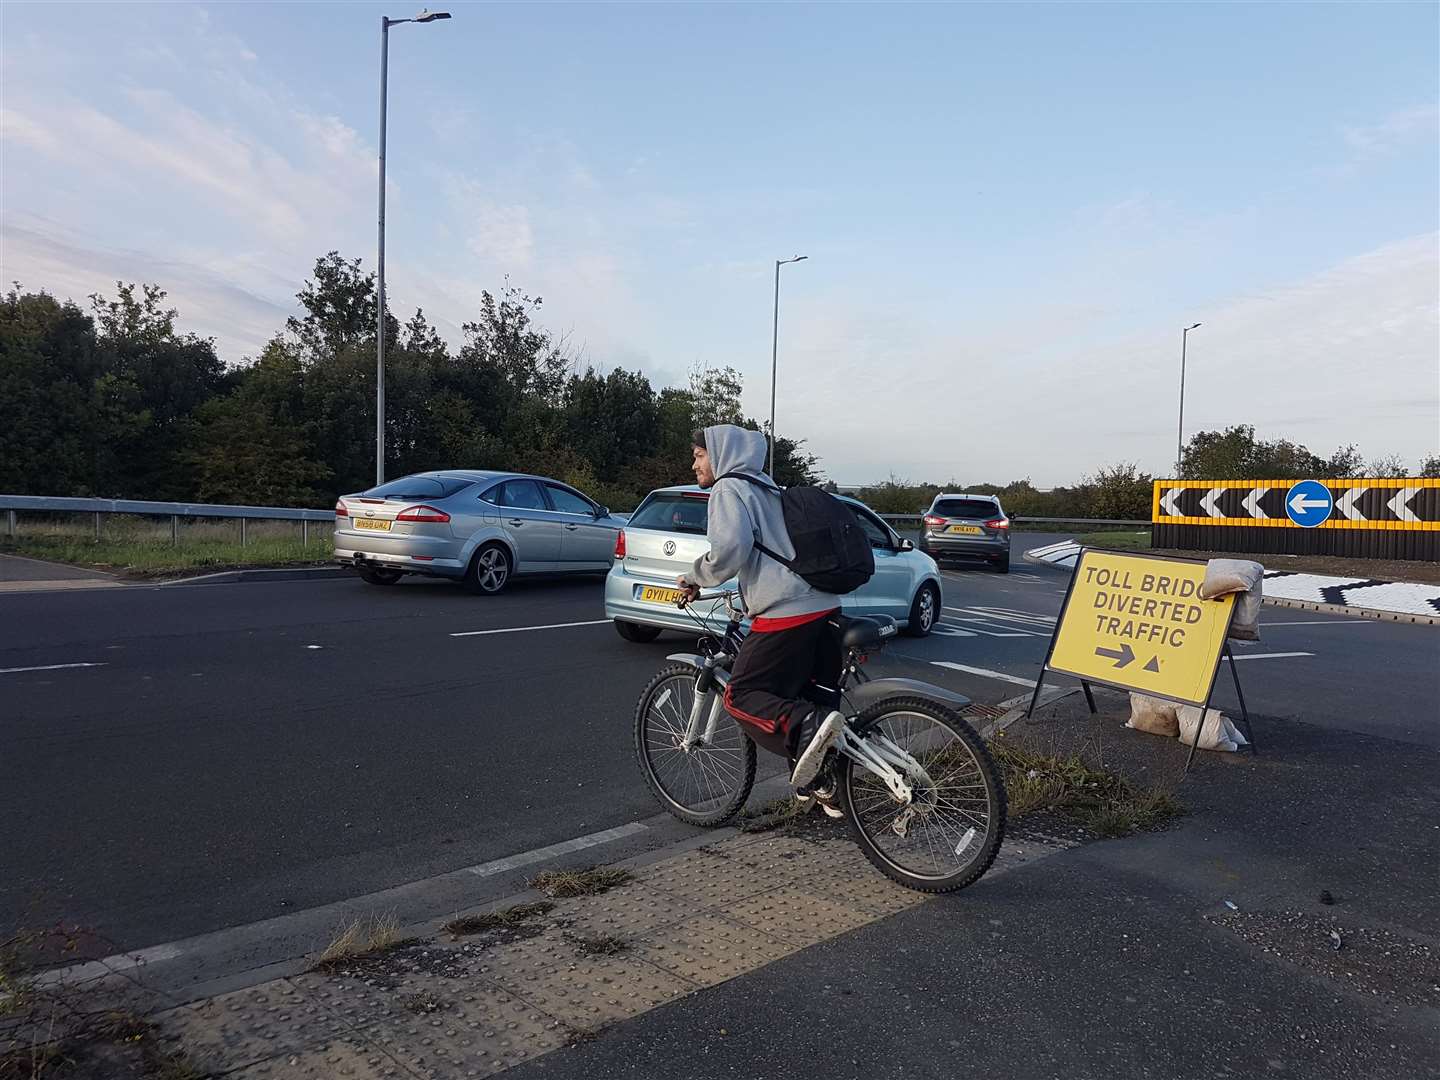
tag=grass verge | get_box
[989,740,1183,836]
[442,902,555,937]
[1074,530,1153,551]
[2,516,333,576]
[310,913,411,972]
[527,867,634,899]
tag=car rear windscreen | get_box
[627,493,709,534]
[363,476,474,500]
[935,498,999,519]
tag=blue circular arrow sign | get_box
[1285,479,1333,528]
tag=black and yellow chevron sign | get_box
[1152,479,1440,532]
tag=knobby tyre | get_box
[633,663,756,827]
[839,697,1006,892]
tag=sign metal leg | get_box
[1225,643,1257,755]
[1024,671,1047,720]
[1082,681,1097,714]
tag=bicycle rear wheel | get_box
[839,697,1005,892]
[634,664,756,827]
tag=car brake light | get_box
[614,529,627,558]
[986,518,1010,530]
[396,505,450,523]
[923,514,946,528]
[335,502,349,518]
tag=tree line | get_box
[3,255,1431,518]
[0,253,818,511]
[856,427,1438,521]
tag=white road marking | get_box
[931,625,978,637]
[451,619,611,638]
[1228,652,1315,661]
[1265,620,1369,627]
[465,822,649,877]
[952,605,1056,626]
[0,662,107,675]
[943,620,1039,638]
[931,661,1037,687]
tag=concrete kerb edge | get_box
[1261,595,1439,626]
[154,566,351,586]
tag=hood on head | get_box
[704,424,769,480]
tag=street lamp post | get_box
[1176,322,1201,477]
[376,9,451,487]
[769,254,808,477]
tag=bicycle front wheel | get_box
[840,697,1006,893]
[633,664,756,827]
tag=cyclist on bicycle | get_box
[677,425,847,811]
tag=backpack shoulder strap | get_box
[713,472,791,567]
[716,471,782,494]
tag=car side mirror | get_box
[898,538,915,552]
[596,505,610,519]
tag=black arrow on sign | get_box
[1095,643,1136,668]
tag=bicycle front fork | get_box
[681,661,729,751]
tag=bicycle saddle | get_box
[835,614,899,650]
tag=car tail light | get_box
[614,529,627,558]
[986,517,1010,530]
[923,514,946,528]
[396,505,450,523]
[335,502,349,518]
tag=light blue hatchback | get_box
[604,485,943,642]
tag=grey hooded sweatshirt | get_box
[688,424,841,621]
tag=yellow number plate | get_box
[639,585,684,605]
[354,519,392,531]
[948,524,983,535]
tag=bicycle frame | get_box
[671,591,932,804]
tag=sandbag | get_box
[1201,559,1264,642]
[1127,693,1180,737]
[1176,705,1249,753]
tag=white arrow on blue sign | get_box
[1285,479,1333,528]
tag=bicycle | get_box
[632,590,1006,892]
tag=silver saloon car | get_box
[604,485,943,642]
[335,470,625,593]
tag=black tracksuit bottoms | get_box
[723,612,842,760]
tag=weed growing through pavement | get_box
[988,738,1183,835]
[737,796,811,834]
[527,867,634,899]
[311,913,412,972]
[566,934,629,957]
[442,902,555,938]
[0,926,208,1080]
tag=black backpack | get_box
[719,473,875,595]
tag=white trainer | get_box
[790,711,846,790]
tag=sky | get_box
[2,1,1437,486]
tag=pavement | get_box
[3,540,1438,1077]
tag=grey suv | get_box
[918,493,1011,573]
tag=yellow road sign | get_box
[1045,549,1236,706]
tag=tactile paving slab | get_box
[634,913,792,988]
[479,931,694,1027]
[156,982,358,1074]
[637,848,800,907]
[361,1006,572,1079]
[545,883,689,940]
[229,1037,417,1079]
[721,886,881,948]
